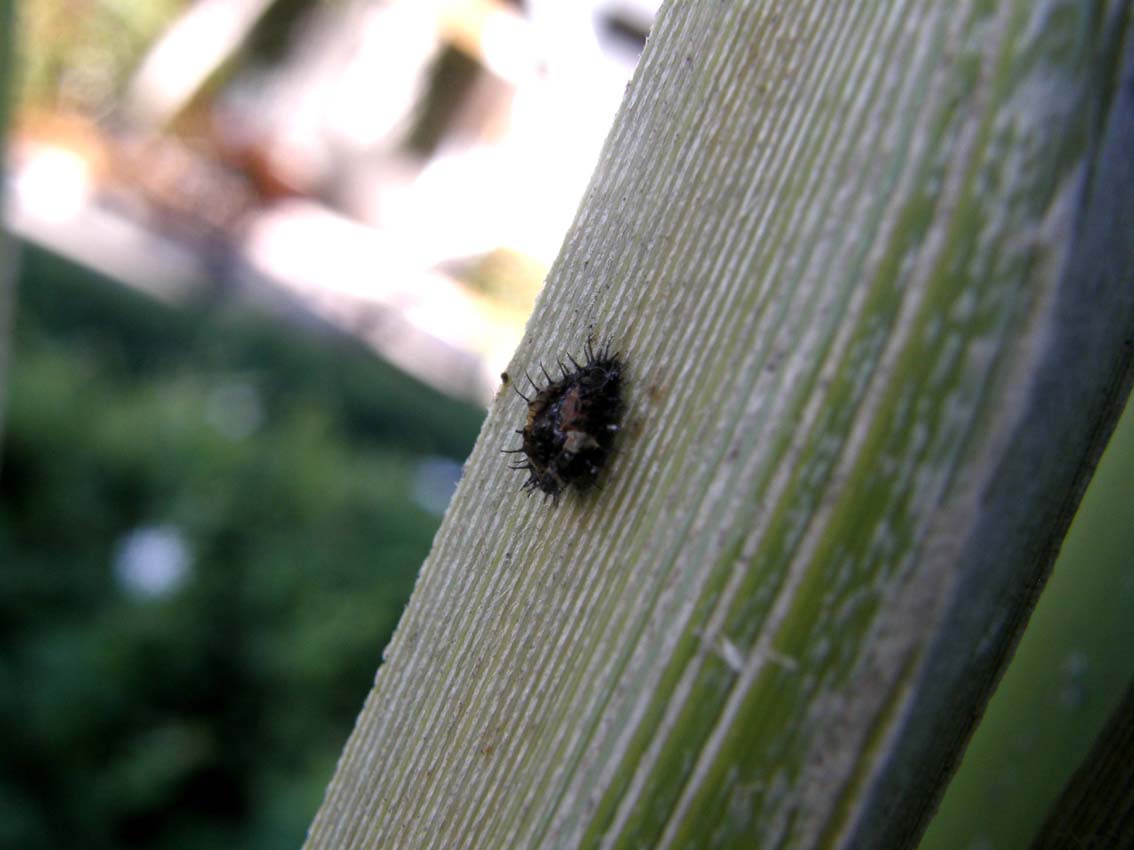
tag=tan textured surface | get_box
[304,3,1134,849]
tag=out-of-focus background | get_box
[1,1,654,847]
[8,5,1134,850]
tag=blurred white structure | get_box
[7,0,659,403]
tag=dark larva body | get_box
[505,338,623,503]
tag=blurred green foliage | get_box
[18,0,324,122]
[0,245,483,850]
[19,0,185,114]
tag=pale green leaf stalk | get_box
[304,2,1134,849]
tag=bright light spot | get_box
[327,4,436,148]
[479,11,540,83]
[412,456,464,516]
[14,147,91,223]
[114,525,192,600]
